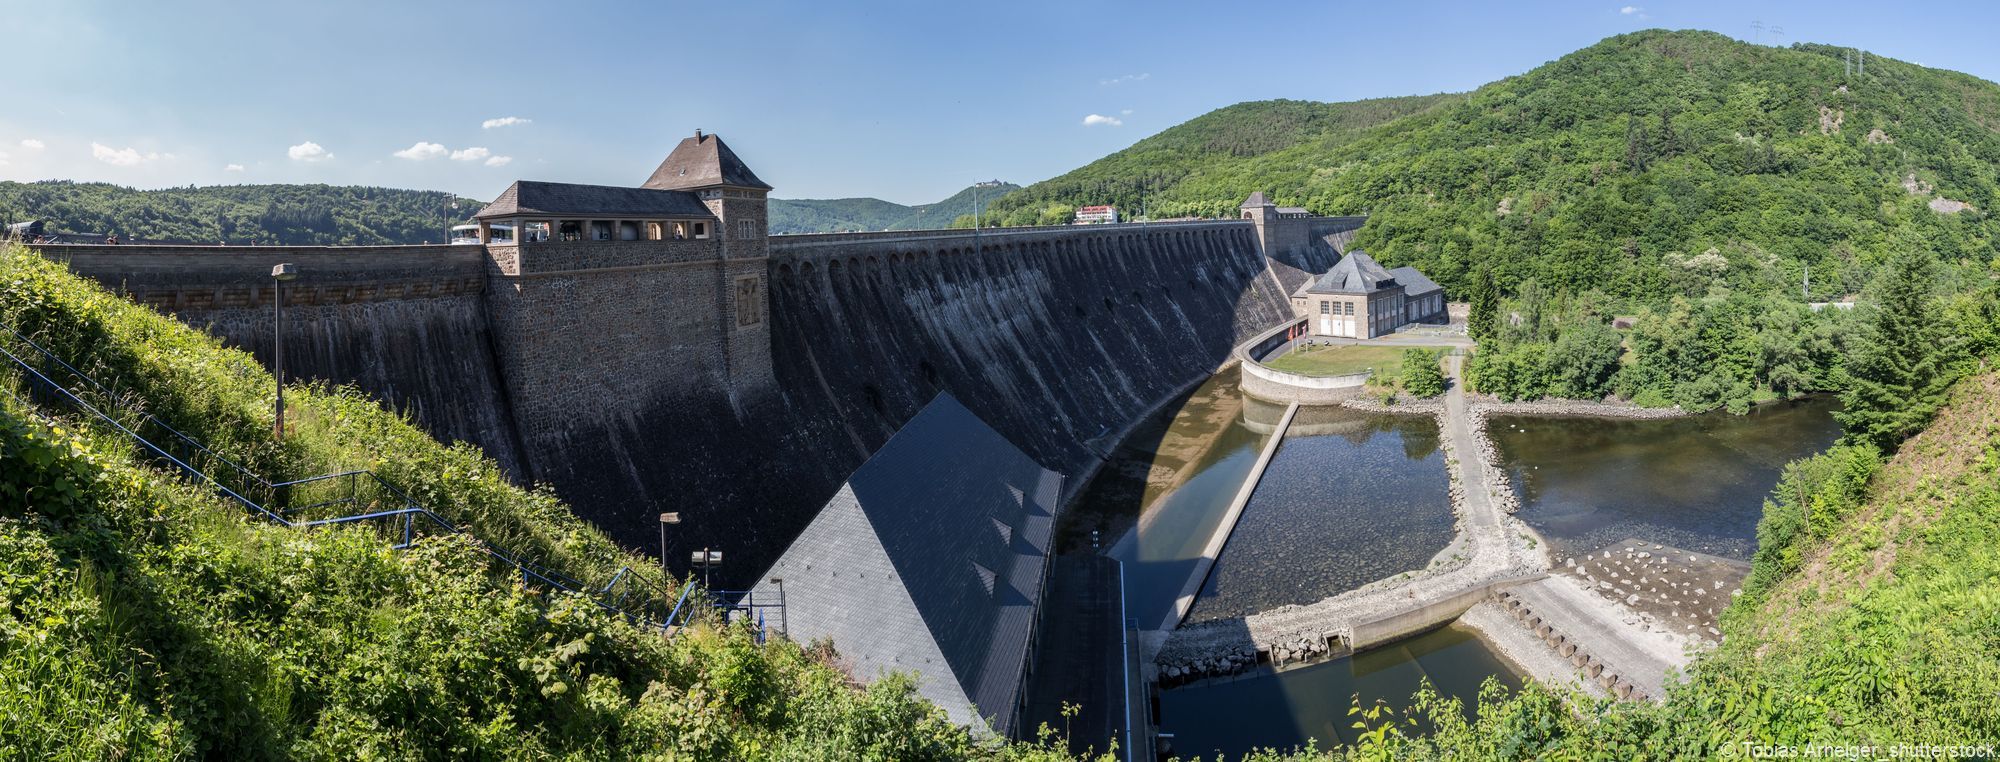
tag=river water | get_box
[1158,622,1521,760]
[1185,406,1455,623]
[1487,396,1843,561]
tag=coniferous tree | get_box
[1468,265,1500,344]
[1837,248,1956,451]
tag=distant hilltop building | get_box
[1073,205,1119,224]
[1290,250,1446,338]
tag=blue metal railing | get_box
[0,320,699,636]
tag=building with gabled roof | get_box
[746,392,1063,738]
[1289,251,1447,338]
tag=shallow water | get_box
[1091,374,1275,629]
[1185,406,1454,623]
[1159,622,1521,760]
[1488,397,1842,560]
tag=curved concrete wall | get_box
[1231,316,1370,405]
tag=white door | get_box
[1319,317,1331,335]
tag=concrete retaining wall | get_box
[1348,574,1545,650]
[1229,316,1371,405]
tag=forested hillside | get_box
[769,182,1021,234]
[0,181,476,245]
[987,30,1999,304]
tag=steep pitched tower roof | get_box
[642,131,773,191]
[1241,191,1273,209]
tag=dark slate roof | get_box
[1389,266,1443,298]
[1241,191,1272,208]
[1307,250,1401,294]
[472,180,714,220]
[642,132,773,191]
[749,393,1062,736]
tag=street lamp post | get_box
[972,179,1004,258]
[658,512,681,589]
[691,549,723,590]
[270,263,297,441]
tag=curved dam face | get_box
[768,224,1291,481]
[35,222,1322,588]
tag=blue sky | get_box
[1,0,1995,204]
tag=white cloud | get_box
[288,141,332,162]
[225,163,245,172]
[484,155,513,167]
[19,139,44,151]
[1099,73,1150,86]
[393,141,448,160]
[1121,109,1134,115]
[449,146,490,162]
[1620,5,1640,13]
[1082,114,1123,127]
[482,116,531,129]
[0,151,9,166]
[92,142,162,166]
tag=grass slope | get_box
[0,243,1091,760]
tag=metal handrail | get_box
[0,322,702,636]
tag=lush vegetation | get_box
[0,181,479,245]
[980,96,1458,225]
[989,31,1999,308]
[1398,349,1446,399]
[0,244,1095,759]
[769,182,1022,234]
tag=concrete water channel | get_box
[1071,360,1843,756]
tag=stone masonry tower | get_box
[643,131,775,397]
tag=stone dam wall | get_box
[32,244,528,475]
[34,221,1311,587]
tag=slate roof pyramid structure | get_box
[643,130,774,191]
[747,392,1063,737]
[1304,250,1400,294]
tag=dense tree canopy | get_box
[986,30,2000,308]
[0,181,480,245]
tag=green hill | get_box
[768,196,916,233]
[769,182,1020,234]
[0,181,478,245]
[986,30,2000,302]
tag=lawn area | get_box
[1261,343,1407,377]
